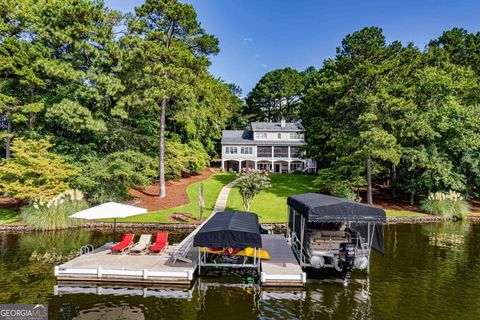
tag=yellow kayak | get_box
[200,247,271,260]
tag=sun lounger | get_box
[111,233,135,254]
[148,232,169,254]
[129,234,152,254]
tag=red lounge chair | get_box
[149,232,169,254]
[111,233,135,254]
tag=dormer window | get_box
[277,133,282,139]
[255,132,267,140]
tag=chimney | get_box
[281,118,286,128]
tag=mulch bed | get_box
[125,168,216,211]
[358,187,480,213]
[358,187,422,211]
[0,198,26,211]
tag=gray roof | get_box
[221,130,305,146]
[251,122,304,132]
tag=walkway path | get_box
[171,177,242,262]
[212,177,241,213]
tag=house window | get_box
[258,163,271,171]
[257,146,272,157]
[240,146,253,154]
[290,147,302,158]
[225,146,238,154]
[274,146,289,158]
[255,132,267,140]
[291,162,303,171]
[277,133,282,139]
[289,132,304,140]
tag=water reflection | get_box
[1,223,480,319]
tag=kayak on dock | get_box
[200,247,271,259]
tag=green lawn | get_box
[116,173,236,223]
[385,210,428,217]
[0,209,20,225]
[226,173,317,222]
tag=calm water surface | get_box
[1,223,479,319]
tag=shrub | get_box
[21,190,89,230]
[71,151,157,203]
[237,171,271,211]
[330,183,361,202]
[314,165,365,202]
[165,140,210,180]
[0,138,79,201]
[421,190,469,219]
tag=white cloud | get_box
[260,64,267,68]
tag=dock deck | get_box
[260,234,306,287]
[56,234,306,287]
[55,243,197,285]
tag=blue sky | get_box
[105,0,480,95]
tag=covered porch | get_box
[222,160,307,173]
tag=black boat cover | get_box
[287,193,386,223]
[193,211,262,248]
[287,193,386,254]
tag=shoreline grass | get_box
[0,209,21,225]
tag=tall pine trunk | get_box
[159,97,166,198]
[391,163,397,197]
[366,154,373,205]
[5,112,12,159]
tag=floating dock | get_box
[55,243,197,285]
[55,235,306,287]
[260,234,306,287]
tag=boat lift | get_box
[286,193,386,273]
[193,211,263,274]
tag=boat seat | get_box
[320,231,346,238]
[310,239,344,251]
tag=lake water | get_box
[1,223,479,319]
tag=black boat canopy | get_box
[287,193,386,254]
[287,193,386,223]
[193,211,262,249]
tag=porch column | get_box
[238,160,242,173]
[288,146,291,158]
[221,160,225,172]
[271,160,274,173]
[287,160,291,173]
[254,160,258,170]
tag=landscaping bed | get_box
[127,168,216,211]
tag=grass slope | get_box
[226,174,317,222]
[117,173,236,223]
[0,209,20,225]
[385,210,428,217]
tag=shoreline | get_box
[2,215,480,232]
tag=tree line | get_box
[0,0,242,203]
[245,27,480,204]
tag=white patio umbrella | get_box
[70,202,147,242]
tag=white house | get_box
[221,120,316,173]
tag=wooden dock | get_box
[260,234,306,287]
[55,243,197,285]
